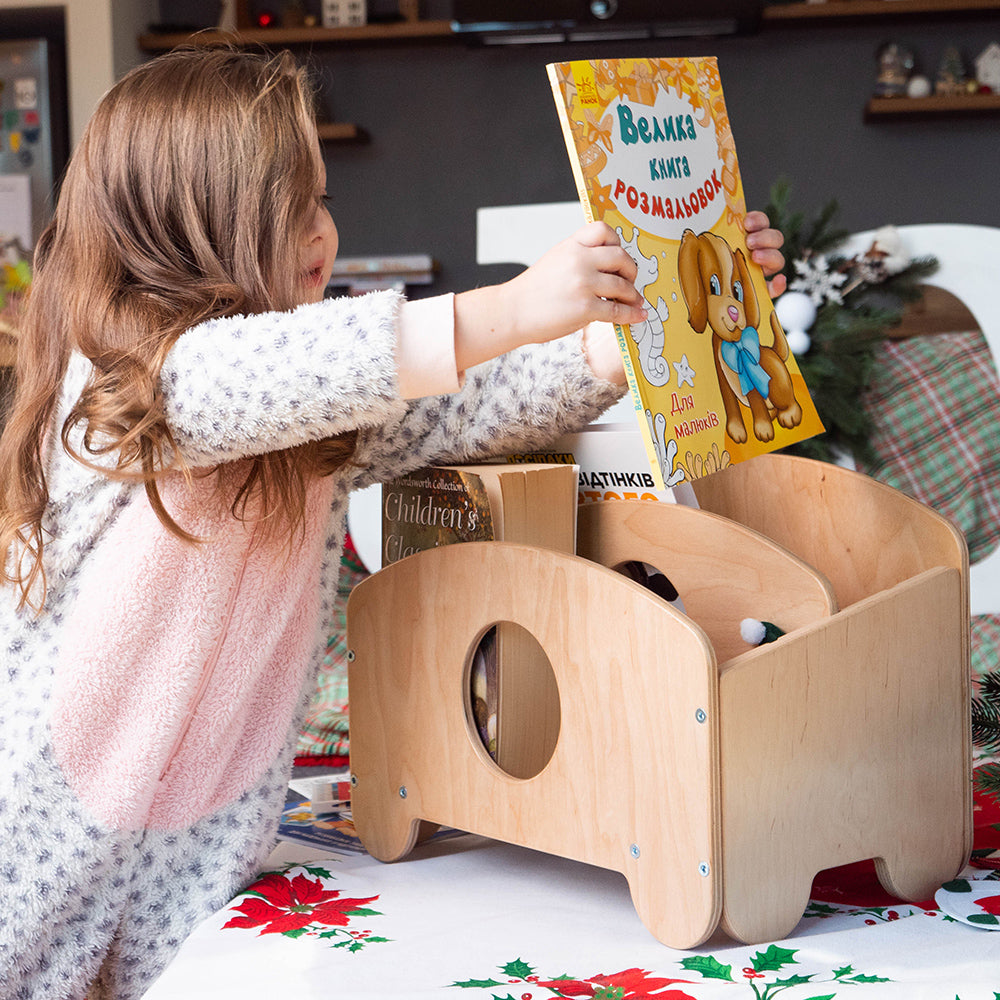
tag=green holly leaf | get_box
[846,974,892,984]
[451,979,503,989]
[751,945,799,972]
[803,994,836,999]
[805,902,840,916]
[365,935,390,943]
[833,966,854,978]
[281,927,310,939]
[968,913,1000,925]
[302,864,335,879]
[501,959,534,979]
[773,974,815,987]
[348,941,364,952]
[593,988,625,1000]
[344,907,381,917]
[490,995,518,1000]
[680,955,734,981]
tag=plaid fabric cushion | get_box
[973,614,1000,683]
[862,330,1000,564]
[861,329,1000,680]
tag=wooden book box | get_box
[346,454,972,948]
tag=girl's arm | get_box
[347,330,627,492]
[160,223,645,468]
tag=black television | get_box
[450,0,762,42]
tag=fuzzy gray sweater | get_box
[0,290,622,1000]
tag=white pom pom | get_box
[740,618,766,645]
[776,291,816,353]
[785,327,812,354]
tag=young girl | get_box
[0,47,785,999]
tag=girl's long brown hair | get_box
[0,46,356,611]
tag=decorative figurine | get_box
[975,42,1000,93]
[935,46,968,96]
[874,42,915,97]
[906,74,932,98]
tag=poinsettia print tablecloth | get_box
[144,789,1000,1000]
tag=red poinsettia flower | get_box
[223,871,378,935]
[975,893,1000,916]
[536,967,697,998]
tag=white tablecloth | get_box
[144,791,1000,999]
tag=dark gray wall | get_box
[308,14,999,296]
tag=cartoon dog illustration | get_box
[677,229,802,445]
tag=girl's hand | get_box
[453,222,647,373]
[744,210,787,298]
[503,221,648,345]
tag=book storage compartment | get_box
[346,453,972,948]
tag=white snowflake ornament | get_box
[789,255,848,306]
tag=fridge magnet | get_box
[13,77,36,110]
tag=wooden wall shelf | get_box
[764,0,1000,21]
[138,18,453,52]
[316,121,367,142]
[865,92,1000,118]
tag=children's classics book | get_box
[547,57,824,489]
[381,463,577,778]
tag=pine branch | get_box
[975,761,1000,806]
[972,695,1000,753]
[982,670,1000,701]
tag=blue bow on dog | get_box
[720,326,770,398]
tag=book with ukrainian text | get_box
[547,57,823,488]
[506,422,685,505]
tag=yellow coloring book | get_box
[547,57,824,488]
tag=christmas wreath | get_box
[764,179,939,465]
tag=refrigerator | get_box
[0,35,65,255]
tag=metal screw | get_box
[398,786,407,799]
[346,649,356,662]
[629,843,640,859]
[695,708,707,724]
[350,774,358,787]
[698,861,711,877]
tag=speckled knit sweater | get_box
[0,290,623,1000]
